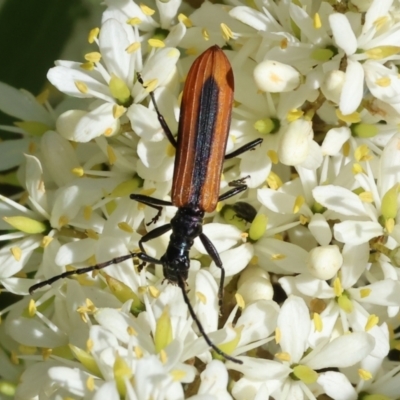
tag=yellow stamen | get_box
[221,23,234,41]
[126,42,141,53]
[365,314,379,332]
[72,167,84,177]
[88,27,99,43]
[140,3,155,15]
[107,145,116,165]
[84,52,101,63]
[148,38,165,48]
[336,109,361,123]
[313,13,321,29]
[84,206,92,220]
[275,352,290,362]
[178,13,192,27]
[75,81,88,94]
[127,17,141,25]
[313,312,323,332]
[358,369,372,381]
[360,288,371,298]
[10,247,22,261]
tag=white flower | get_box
[227,296,375,400]
[329,0,400,114]
[48,18,180,142]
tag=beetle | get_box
[30,45,263,363]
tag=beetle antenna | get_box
[29,253,139,294]
[177,275,243,364]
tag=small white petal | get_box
[229,7,269,31]
[308,213,332,246]
[41,131,80,186]
[0,82,52,124]
[340,60,364,115]
[317,372,357,400]
[321,127,351,156]
[47,367,88,396]
[7,317,67,348]
[55,238,97,265]
[349,279,400,306]
[305,332,375,369]
[226,357,290,381]
[93,382,119,400]
[57,103,120,142]
[312,185,367,217]
[278,296,310,362]
[334,220,383,245]
[198,360,230,399]
[254,60,300,93]
[236,300,279,345]
[329,14,357,55]
[209,243,253,279]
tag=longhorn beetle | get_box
[30,45,263,364]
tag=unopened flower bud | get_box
[278,119,313,166]
[254,60,300,93]
[321,70,345,104]
[307,245,343,280]
[237,266,273,303]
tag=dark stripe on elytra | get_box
[189,76,219,207]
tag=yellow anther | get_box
[336,109,361,123]
[178,13,192,27]
[354,144,372,162]
[28,299,37,317]
[72,167,84,177]
[86,376,95,391]
[275,352,291,362]
[358,369,372,381]
[41,236,53,248]
[171,369,187,381]
[126,42,141,53]
[293,195,305,214]
[275,327,281,344]
[148,285,160,298]
[148,38,165,48]
[359,191,373,202]
[287,109,304,122]
[84,206,92,220]
[313,13,321,29]
[75,81,88,94]
[10,247,22,261]
[365,314,379,332]
[127,326,137,336]
[118,222,133,233]
[113,105,126,119]
[360,288,371,298]
[196,292,207,304]
[127,17,141,25]
[313,312,323,332]
[235,293,245,309]
[140,3,155,15]
[221,23,234,41]
[352,163,364,174]
[84,52,101,63]
[202,28,210,41]
[88,27,99,43]
[86,229,99,240]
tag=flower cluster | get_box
[1,0,400,399]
